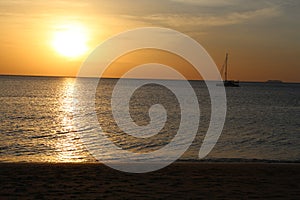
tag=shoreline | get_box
[1,162,299,199]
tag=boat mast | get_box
[224,53,228,81]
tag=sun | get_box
[52,23,89,58]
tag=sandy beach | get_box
[0,162,299,199]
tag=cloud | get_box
[170,0,241,7]
[124,6,281,28]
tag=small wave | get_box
[29,134,53,139]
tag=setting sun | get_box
[51,23,89,58]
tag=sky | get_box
[0,0,299,82]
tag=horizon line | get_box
[0,74,298,84]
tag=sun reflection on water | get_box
[53,78,91,162]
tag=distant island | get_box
[266,80,284,83]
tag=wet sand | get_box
[0,162,299,199]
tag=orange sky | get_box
[102,49,202,80]
[0,0,299,82]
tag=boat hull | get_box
[217,80,240,87]
[224,80,239,87]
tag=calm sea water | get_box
[0,76,299,163]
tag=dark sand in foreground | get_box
[1,162,299,199]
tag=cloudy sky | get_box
[0,0,299,82]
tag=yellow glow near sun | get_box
[52,23,89,58]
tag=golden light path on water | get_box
[52,78,91,162]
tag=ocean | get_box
[0,75,299,163]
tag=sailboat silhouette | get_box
[219,53,239,87]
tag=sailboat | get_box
[219,53,239,87]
